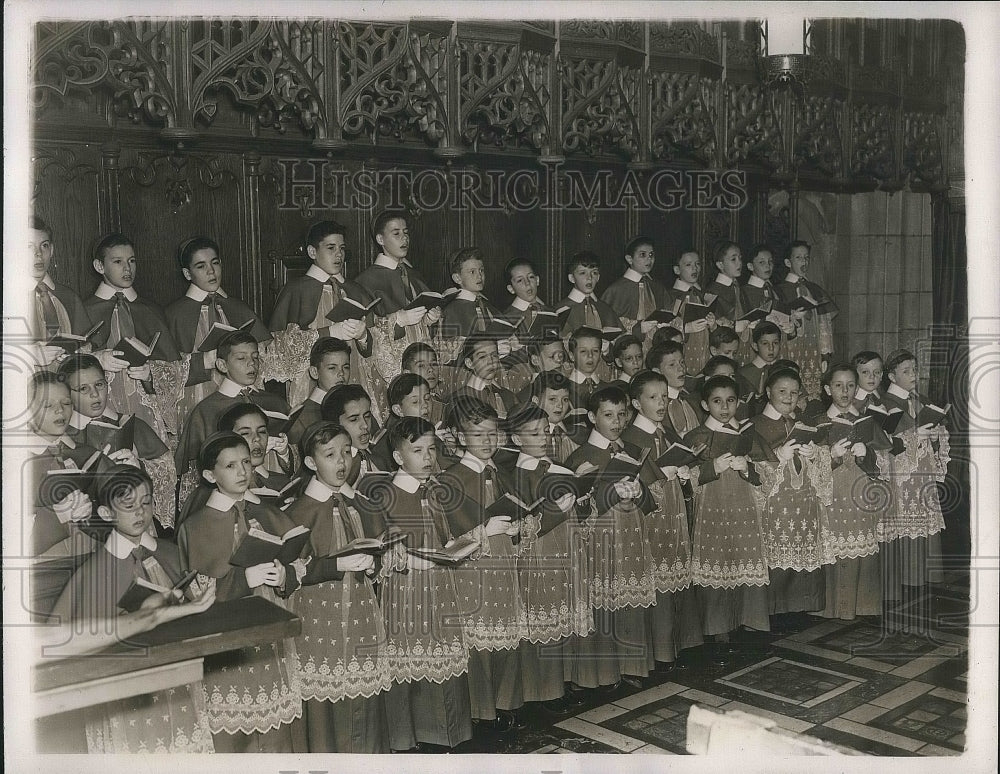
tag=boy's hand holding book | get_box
[485,514,514,537]
[96,348,129,372]
[245,559,285,589]
[337,553,375,573]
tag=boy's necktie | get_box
[474,298,488,332]
[637,277,655,321]
[112,292,136,342]
[548,424,563,462]
[608,441,624,455]
[398,264,414,304]
[483,464,496,508]
[35,283,61,338]
[583,297,600,329]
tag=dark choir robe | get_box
[661,385,704,440]
[566,369,603,410]
[852,387,882,414]
[84,283,180,362]
[741,275,778,313]
[547,418,584,465]
[353,255,432,340]
[448,375,518,419]
[346,445,382,486]
[49,530,183,623]
[165,284,272,388]
[368,417,455,474]
[174,378,291,474]
[497,453,589,702]
[440,289,500,340]
[177,464,295,528]
[269,265,374,335]
[283,478,390,753]
[177,488,302,751]
[31,274,93,341]
[750,408,826,615]
[438,454,523,719]
[564,435,656,686]
[178,489,300,601]
[666,279,712,373]
[555,288,623,335]
[360,470,472,751]
[67,409,167,459]
[600,269,671,329]
[27,434,114,558]
[501,297,552,338]
[706,274,746,323]
[286,387,325,447]
[774,274,832,315]
[620,417,704,659]
[737,357,775,416]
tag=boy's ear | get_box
[672,264,680,276]
[567,272,574,286]
[624,254,634,269]
[306,244,317,262]
[215,357,229,374]
[700,399,710,413]
[463,356,474,373]
[529,395,540,407]
[823,384,832,397]
[391,403,404,419]
[587,410,597,425]
[631,397,642,412]
[303,455,317,472]
[451,272,463,286]
[887,370,898,385]
[528,353,541,369]
[307,365,319,382]
[391,449,403,468]
[456,430,468,448]
[510,431,523,447]
[715,261,724,272]
[784,257,792,268]
[202,469,217,485]
[375,232,385,249]
[92,258,106,276]
[181,268,193,282]
[506,283,515,296]
[96,504,115,523]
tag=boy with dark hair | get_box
[511,330,567,402]
[501,257,551,336]
[166,235,272,418]
[555,251,622,335]
[565,386,656,691]
[29,216,97,366]
[84,232,183,439]
[268,219,380,413]
[666,249,715,375]
[441,246,499,339]
[565,326,606,408]
[600,236,670,338]
[608,333,645,390]
[737,320,782,412]
[447,334,518,420]
[648,341,703,438]
[286,336,353,446]
[362,416,472,752]
[320,383,379,483]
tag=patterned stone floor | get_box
[462,573,970,756]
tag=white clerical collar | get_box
[762,403,785,420]
[467,373,497,392]
[587,429,613,449]
[619,372,633,384]
[855,387,877,401]
[254,465,270,480]
[105,529,157,560]
[69,411,92,431]
[305,263,332,282]
[510,296,531,311]
[392,469,423,493]
[39,274,56,290]
[25,432,76,455]
[459,451,495,474]
[673,279,700,292]
[752,356,769,369]
[666,385,684,400]
[705,415,738,432]
[785,272,802,284]
[827,403,859,419]
[374,253,412,271]
[887,383,910,400]
[206,488,261,512]
[632,413,658,434]
[623,268,645,283]
[217,378,248,397]
[308,386,328,405]
[456,289,480,302]
[747,275,767,288]
[568,369,597,385]
[185,284,228,302]
[567,288,598,303]
[94,281,138,302]
[713,273,734,286]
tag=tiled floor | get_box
[475,574,969,756]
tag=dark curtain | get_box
[930,194,969,560]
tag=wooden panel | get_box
[115,150,244,310]
[472,206,548,308]
[562,207,629,298]
[32,144,103,298]
[639,206,696,286]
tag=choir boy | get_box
[555,251,623,335]
[320,384,380,483]
[600,236,670,338]
[286,336,352,446]
[441,246,500,339]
